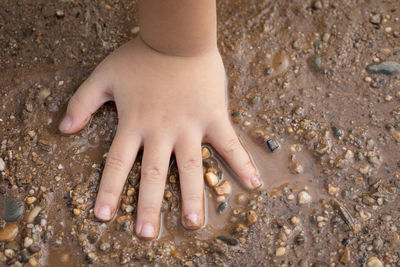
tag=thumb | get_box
[59,74,112,134]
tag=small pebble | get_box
[367,257,383,267]
[23,237,33,248]
[73,208,81,216]
[25,196,37,205]
[298,191,312,204]
[312,1,322,9]
[366,61,400,76]
[201,147,211,159]
[247,210,257,224]
[27,206,42,223]
[265,139,279,152]
[275,247,286,257]
[205,172,219,187]
[214,180,232,196]
[216,202,228,214]
[369,14,381,25]
[0,158,5,171]
[216,236,239,246]
[0,223,19,242]
[236,194,246,204]
[28,244,41,253]
[99,242,111,251]
[1,197,24,222]
[322,32,330,42]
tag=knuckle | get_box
[140,206,160,216]
[183,194,203,203]
[141,166,163,184]
[223,137,241,156]
[68,93,82,108]
[181,158,201,173]
[105,154,126,172]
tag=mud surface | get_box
[1,0,400,266]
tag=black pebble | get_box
[216,202,227,214]
[265,139,279,152]
[216,236,239,246]
[342,238,350,246]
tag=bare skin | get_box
[59,0,260,240]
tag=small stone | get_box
[359,164,370,175]
[23,237,33,248]
[1,197,24,222]
[131,26,140,35]
[236,194,246,204]
[380,213,392,222]
[389,127,400,143]
[28,257,38,266]
[99,243,110,251]
[275,247,286,257]
[0,224,18,242]
[298,191,312,204]
[369,14,381,25]
[25,196,37,205]
[216,196,225,203]
[55,10,65,18]
[216,236,239,246]
[216,202,227,214]
[384,95,392,102]
[322,33,330,42]
[38,88,51,100]
[310,55,322,72]
[28,244,41,253]
[290,216,299,225]
[367,257,383,267]
[265,139,279,152]
[328,185,340,196]
[4,249,14,258]
[247,210,257,224]
[290,162,303,174]
[214,180,232,196]
[312,1,322,9]
[164,191,172,200]
[332,126,344,137]
[73,208,81,216]
[364,76,372,82]
[0,158,5,171]
[205,172,219,187]
[27,206,42,223]
[362,195,375,206]
[366,61,400,76]
[201,147,211,159]
[202,158,218,169]
[124,205,134,213]
[340,247,350,264]
[314,142,330,155]
[384,26,392,33]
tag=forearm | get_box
[138,0,217,57]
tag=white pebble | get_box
[298,191,312,204]
[0,158,5,171]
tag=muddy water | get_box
[44,124,317,266]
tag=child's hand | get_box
[59,37,260,239]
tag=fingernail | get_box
[183,213,200,228]
[251,176,261,188]
[59,116,72,132]
[97,205,111,221]
[140,223,155,238]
